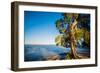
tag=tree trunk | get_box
[69,20,78,59]
[70,36,77,58]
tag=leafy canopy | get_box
[55,13,90,48]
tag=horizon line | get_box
[24,44,56,45]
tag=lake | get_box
[24,45,90,61]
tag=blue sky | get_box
[24,11,62,45]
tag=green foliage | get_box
[66,53,72,59]
[55,19,67,34]
[55,13,90,48]
[55,19,62,30]
[75,28,90,46]
[84,29,90,46]
[75,28,84,41]
[66,53,82,59]
[55,28,90,48]
[55,35,65,46]
[63,13,79,24]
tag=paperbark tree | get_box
[55,13,90,59]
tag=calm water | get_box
[24,45,90,61]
